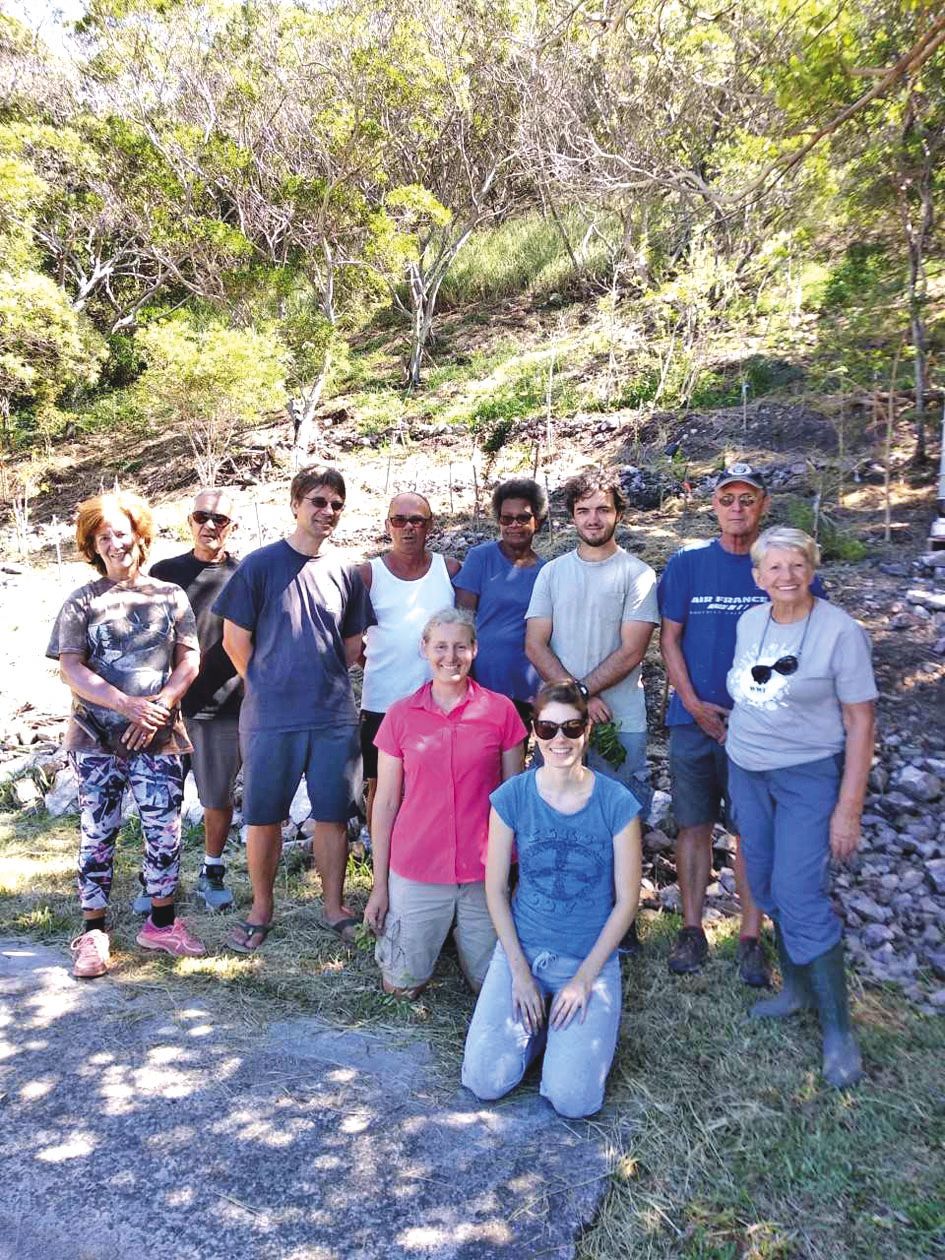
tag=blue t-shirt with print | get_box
[454,540,544,702]
[490,769,640,958]
[658,539,826,726]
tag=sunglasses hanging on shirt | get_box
[750,603,815,685]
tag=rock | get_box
[288,777,312,825]
[643,827,673,854]
[899,867,925,892]
[845,892,891,923]
[889,612,917,630]
[44,766,79,816]
[861,923,894,949]
[659,884,681,911]
[925,859,945,894]
[868,766,889,793]
[927,949,945,981]
[905,588,945,613]
[929,989,945,1009]
[12,777,40,807]
[895,765,942,802]
[647,789,676,834]
[181,774,203,828]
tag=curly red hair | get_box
[75,492,154,575]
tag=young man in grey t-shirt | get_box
[525,468,658,952]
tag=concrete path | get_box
[0,940,609,1259]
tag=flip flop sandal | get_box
[227,920,273,954]
[322,915,360,945]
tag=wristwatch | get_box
[576,682,590,699]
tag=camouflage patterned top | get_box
[47,576,199,754]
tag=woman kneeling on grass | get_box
[48,492,207,978]
[462,680,642,1118]
[364,608,527,998]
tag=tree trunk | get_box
[291,361,329,460]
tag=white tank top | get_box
[361,552,456,712]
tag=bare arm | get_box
[501,742,525,780]
[445,556,462,578]
[830,700,876,859]
[344,632,365,669]
[356,562,373,592]
[363,750,404,935]
[454,588,479,612]
[484,808,546,1033]
[660,617,729,742]
[579,620,655,724]
[525,616,571,684]
[549,816,643,1029]
[222,621,254,678]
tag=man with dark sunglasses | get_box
[214,465,375,951]
[356,492,460,837]
[141,488,242,913]
[658,462,825,985]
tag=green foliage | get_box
[468,373,545,448]
[821,243,896,310]
[779,497,867,562]
[689,356,806,408]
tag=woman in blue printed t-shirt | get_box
[462,679,642,1118]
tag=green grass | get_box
[1,808,941,1257]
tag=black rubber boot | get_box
[750,923,812,1020]
[807,941,863,1088]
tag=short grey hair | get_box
[420,606,477,644]
[750,526,821,569]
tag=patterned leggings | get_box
[71,752,184,911]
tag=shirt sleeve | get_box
[489,774,520,829]
[211,558,259,630]
[453,545,484,595]
[657,551,688,623]
[602,776,641,832]
[170,587,199,650]
[525,561,554,620]
[341,566,378,638]
[374,705,405,759]
[623,562,659,624]
[46,588,89,659]
[499,696,528,749]
[812,573,829,600]
[831,618,879,704]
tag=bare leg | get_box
[734,833,764,937]
[364,779,377,834]
[675,822,714,929]
[382,978,425,1000]
[314,820,354,923]
[245,823,282,925]
[203,806,233,860]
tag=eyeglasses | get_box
[191,511,231,527]
[717,494,759,508]
[388,514,430,528]
[499,511,534,525]
[533,718,587,740]
[750,656,798,685]
[302,495,345,514]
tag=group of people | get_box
[48,458,877,1113]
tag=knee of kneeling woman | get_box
[461,1048,523,1102]
[541,1076,605,1119]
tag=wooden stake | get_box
[448,462,454,516]
[254,499,263,548]
[884,344,903,543]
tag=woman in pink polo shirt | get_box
[364,607,527,997]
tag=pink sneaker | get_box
[136,917,207,958]
[71,929,110,978]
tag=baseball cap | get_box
[716,462,766,492]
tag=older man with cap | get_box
[357,492,460,835]
[658,462,825,984]
[141,488,242,912]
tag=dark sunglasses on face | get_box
[750,656,799,685]
[388,514,430,528]
[717,494,759,508]
[191,511,231,527]
[304,495,345,514]
[499,511,534,525]
[533,718,587,740]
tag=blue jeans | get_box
[727,754,844,965]
[461,941,622,1118]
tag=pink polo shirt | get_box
[375,679,527,884]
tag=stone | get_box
[861,923,894,949]
[12,777,39,807]
[647,789,676,834]
[905,588,945,613]
[43,765,78,816]
[844,892,891,923]
[929,989,945,1009]
[643,827,673,854]
[927,949,945,981]
[288,777,312,825]
[895,765,943,802]
[659,884,681,912]
[925,859,945,894]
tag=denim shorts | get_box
[668,723,733,830]
[241,725,361,825]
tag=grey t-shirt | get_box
[212,539,375,733]
[726,598,878,772]
[525,547,659,732]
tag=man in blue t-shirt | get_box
[658,463,824,987]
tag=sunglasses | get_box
[750,656,799,685]
[533,718,587,740]
[499,511,534,525]
[191,511,231,526]
[388,514,430,528]
[303,495,345,514]
[717,494,760,508]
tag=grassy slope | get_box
[2,810,941,1260]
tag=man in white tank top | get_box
[357,493,460,833]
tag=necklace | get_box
[750,601,815,685]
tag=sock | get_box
[150,902,176,929]
[84,915,106,934]
[740,933,759,943]
[203,854,224,869]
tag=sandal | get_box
[322,915,360,946]
[227,920,273,954]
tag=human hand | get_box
[549,973,593,1029]
[830,804,862,860]
[587,695,612,724]
[119,694,170,732]
[120,721,157,752]
[690,700,729,743]
[511,967,546,1035]
[364,886,389,936]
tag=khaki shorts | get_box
[375,870,496,992]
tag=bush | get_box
[779,496,867,562]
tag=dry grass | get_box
[1,809,942,1259]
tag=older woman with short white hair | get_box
[726,526,877,1087]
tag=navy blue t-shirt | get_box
[658,539,826,726]
[490,769,640,959]
[212,540,375,732]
